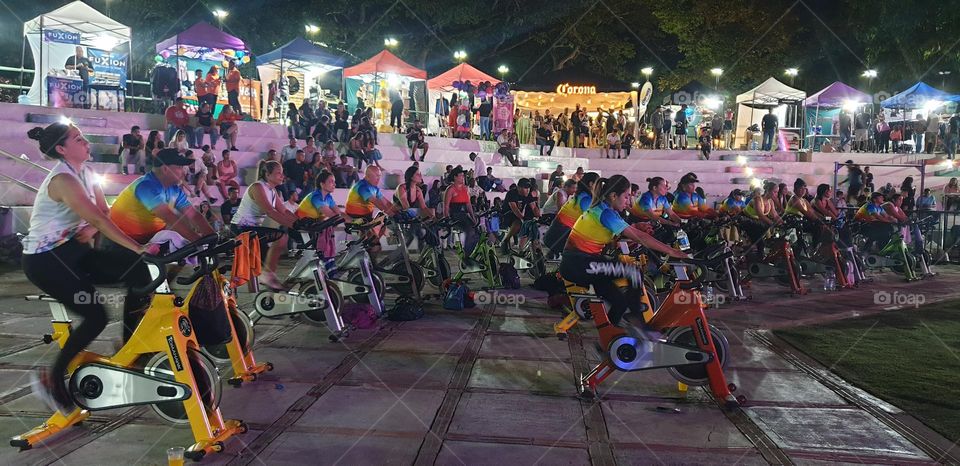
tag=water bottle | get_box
[703,285,715,307]
[823,274,835,292]
[676,229,691,251]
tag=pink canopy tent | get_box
[427,63,499,91]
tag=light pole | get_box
[454,50,467,63]
[497,65,509,81]
[785,68,799,87]
[212,9,228,30]
[384,37,398,48]
[710,68,723,91]
[938,70,952,89]
[641,67,653,83]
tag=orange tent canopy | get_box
[427,63,500,90]
[343,50,427,80]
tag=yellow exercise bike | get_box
[11,235,246,461]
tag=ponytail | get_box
[27,123,73,159]
[590,174,630,209]
[258,159,280,181]
[577,172,600,196]
[646,176,664,191]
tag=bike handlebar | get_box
[134,234,220,294]
[293,216,346,233]
[174,238,239,286]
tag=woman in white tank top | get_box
[21,123,158,414]
[230,160,298,289]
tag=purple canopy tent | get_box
[803,81,870,108]
[155,22,252,116]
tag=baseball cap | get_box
[731,188,744,197]
[152,148,195,167]
[680,173,700,184]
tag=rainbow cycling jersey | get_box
[109,172,190,243]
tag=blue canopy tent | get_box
[255,37,346,122]
[881,81,956,110]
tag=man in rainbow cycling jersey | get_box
[109,148,215,282]
[855,191,898,251]
[672,173,716,219]
[343,166,397,250]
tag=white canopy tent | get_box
[735,77,806,149]
[22,1,132,107]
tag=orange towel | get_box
[230,232,262,288]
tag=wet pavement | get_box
[0,261,957,465]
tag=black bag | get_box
[188,275,232,345]
[388,296,425,321]
[499,262,521,289]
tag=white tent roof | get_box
[23,1,130,41]
[735,77,805,106]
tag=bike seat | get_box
[25,294,60,302]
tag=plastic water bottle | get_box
[676,229,691,251]
[703,285,715,307]
[823,274,835,292]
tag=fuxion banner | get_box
[43,29,80,44]
[87,47,128,89]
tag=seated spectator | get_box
[536,124,555,156]
[348,132,366,169]
[312,115,334,144]
[406,120,429,161]
[164,97,195,147]
[171,129,190,154]
[548,165,564,190]
[217,105,241,151]
[361,128,382,168]
[264,148,280,162]
[281,137,299,162]
[198,201,221,232]
[333,153,359,188]
[302,136,318,161]
[282,150,310,198]
[193,102,219,149]
[621,132,635,158]
[215,149,239,198]
[299,100,317,138]
[219,187,241,225]
[605,130,621,159]
[201,148,218,187]
[120,125,145,175]
[917,188,937,211]
[314,141,337,171]
[188,145,214,202]
[145,130,162,168]
[484,167,506,192]
[497,129,520,166]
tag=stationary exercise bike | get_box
[190,232,273,387]
[856,217,935,282]
[251,217,374,342]
[341,213,425,298]
[443,210,513,290]
[743,223,808,295]
[568,252,741,407]
[784,216,855,290]
[502,216,550,280]
[417,218,452,290]
[11,235,246,461]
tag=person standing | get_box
[651,106,664,150]
[875,114,891,154]
[225,60,242,114]
[674,105,689,150]
[925,112,940,154]
[913,114,926,154]
[946,113,960,160]
[203,66,221,110]
[390,88,404,132]
[723,108,734,150]
[64,46,93,109]
[761,108,778,151]
[853,110,869,152]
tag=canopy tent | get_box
[880,81,957,110]
[22,0,132,108]
[427,63,499,91]
[802,82,870,149]
[803,81,870,108]
[343,50,428,131]
[735,77,806,150]
[155,22,258,118]
[426,63,500,135]
[255,37,346,122]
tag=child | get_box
[699,128,712,160]
[606,130,622,159]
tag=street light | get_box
[498,65,509,81]
[785,68,799,86]
[305,24,320,34]
[938,70,952,88]
[710,68,723,90]
[212,9,228,30]
[384,37,398,48]
[641,67,653,81]
[454,50,467,62]
[631,82,640,89]
[862,69,878,108]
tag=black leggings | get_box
[543,219,572,258]
[22,240,152,381]
[449,204,479,256]
[559,250,645,326]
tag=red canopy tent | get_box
[343,50,426,79]
[427,63,499,91]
